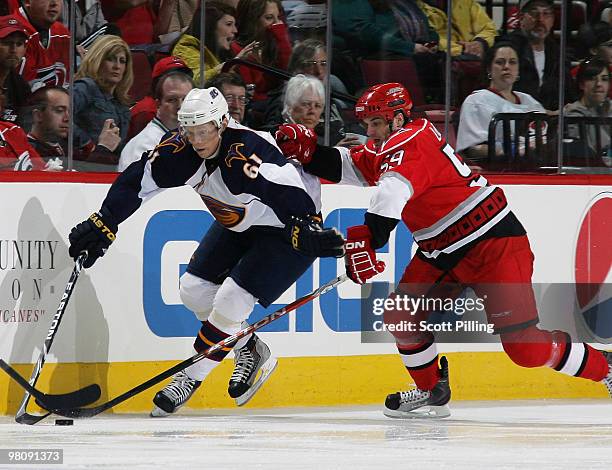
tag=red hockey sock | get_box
[556,344,609,382]
[408,359,441,391]
[501,326,609,382]
[397,342,440,391]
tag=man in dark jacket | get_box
[0,15,31,124]
[503,0,574,110]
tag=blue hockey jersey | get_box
[101,119,322,231]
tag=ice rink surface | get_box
[1,400,611,469]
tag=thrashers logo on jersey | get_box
[200,194,246,228]
[157,131,186,154]
[225,142,248,168]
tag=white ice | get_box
[1,400,611,469]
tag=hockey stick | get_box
[14,252,90,425]
[53,274,349,418]
[0,359,101,410]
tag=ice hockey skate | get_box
[228,334,278,406]
[151,370,201,417]
[384,356,451,419]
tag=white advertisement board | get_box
[0,181,610,365]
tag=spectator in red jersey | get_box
[73,35,133,169]
[127,55,192,139]
[0,15,31,124]
[17,0,71,91]
[0,86,60,171]
[232,0,292,102]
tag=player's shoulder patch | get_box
[224,142,249,168]
[156,130,188,155]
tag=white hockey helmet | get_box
[178,87,229,129]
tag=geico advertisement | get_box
[0,182,610,363]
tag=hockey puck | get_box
[55,419,74,426]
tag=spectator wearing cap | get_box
[502,0,574,110]
[16,0,71,91]
[127,55,192,139]
[172,1,254,85]
[0,15,31,124]
[565,57,612,163]
[119,70,193,171]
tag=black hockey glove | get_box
[285,215,345,258]
[68,209,118,268]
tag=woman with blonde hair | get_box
[73,35,133,167]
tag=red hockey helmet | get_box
[354,83,413,122]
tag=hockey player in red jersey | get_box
[276,83,612,418]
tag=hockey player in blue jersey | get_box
[67,87,345,416]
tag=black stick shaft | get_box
[56,274,348,418]
[15,253,87,423]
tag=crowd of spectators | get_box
[1,0,612,173]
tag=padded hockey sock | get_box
[398,341,440,391]
[554,342,609,382]
[185,320,233,381]
[501,327,609,382]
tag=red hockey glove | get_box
[275,124,317,164]
[344,225,386,284]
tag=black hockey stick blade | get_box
[0,359,101,410]
[53,274,348,419]
[14,411,51,425]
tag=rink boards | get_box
[0,174,610,414]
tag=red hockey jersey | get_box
[0,122,46,171]
[17,7,70,90]
[338,119,519,262]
